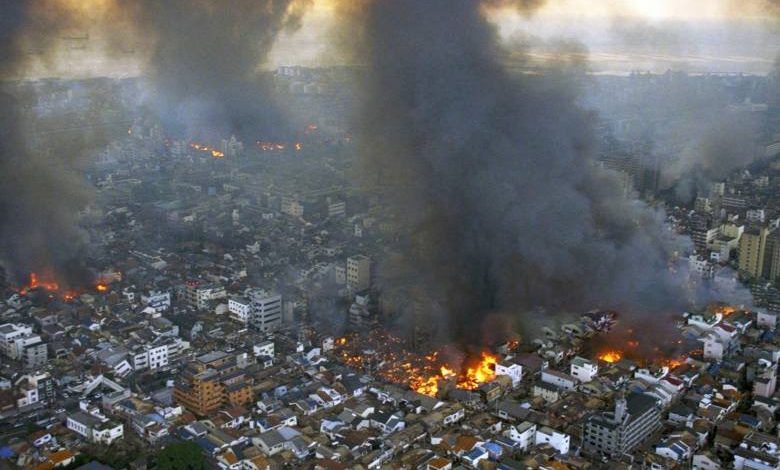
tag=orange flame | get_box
[190,142,225,158]
[440,365,457,379]
[717,305,736,316]
[411,376,440,396]
[599,350,622,363]
[335,332,502,397]
[457,352,498,390]
[19,273,59,294]
[18,273,80,301]
[96,284,109,292]
[661,357,685,369]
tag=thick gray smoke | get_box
[344,0,719,348]
[0,2,94,287]
[661,110,761,203]
[127,0,310,140]
[0,0,311,286]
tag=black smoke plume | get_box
[0,0,311,286]
[126,0,311,140]
[0,2,95,287]
[342,0,722,348]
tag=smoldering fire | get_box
[338,0,737,349]
[336,332,503,397]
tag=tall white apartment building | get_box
[248,290,282,332]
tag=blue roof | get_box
[194,436,219,453]
[739,414,760,427]
[465,447,488,460]
[0,447,15,458]
[484,442,503,454]
[493,436,519,449]
[670,442,687,457]
[174,428,196,440]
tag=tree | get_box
[153,441,206,470]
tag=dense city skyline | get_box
[0,1,779,468]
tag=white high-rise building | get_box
[248,290,282,332]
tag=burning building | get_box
[336,332,506,397]
[339,0,716,352]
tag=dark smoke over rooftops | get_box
[340,0,742,347]
[127,0,311,141]
[0,2,94,287]
[0,0,310,285]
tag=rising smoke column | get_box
[0,1,96,287]
[126,0,311,140]
[342,0,706,348]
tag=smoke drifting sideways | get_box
[337,0,751,351]
[0,0,311,287]
[660,0,780,202]
[0,1,97,288]
[124,0,311,142]
[667,112,762,203]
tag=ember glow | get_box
[661,357,685,369]
[96,283,109,292]
[22,272,59,293]
[18,272,78,300]
[716,305,737,316]
[256,141,303,152]
[336,332,499,397]
[599,350,623,363]
[408,351,498,396]
[189,143,224,158]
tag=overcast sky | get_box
[15,0,780,78]
[265,0,780,74]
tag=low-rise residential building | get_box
[67,411,124,445]
[570,356,598,383]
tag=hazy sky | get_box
[267,0,780,74]
[511,0,775,19]
[14,0,780,78]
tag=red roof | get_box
[664,377,684,387]
[716,323,736,333]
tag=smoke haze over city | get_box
[0,5,779,465]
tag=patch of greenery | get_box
[153,441,206,470]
